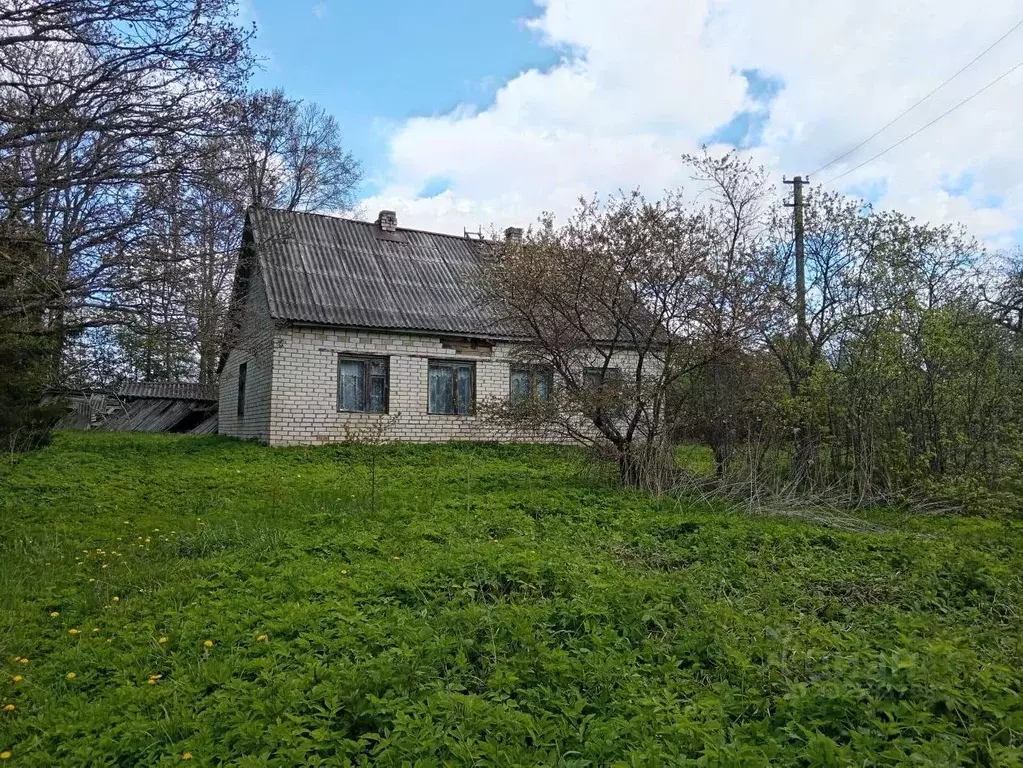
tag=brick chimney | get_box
[377,210,397,232]
[504,226,523,244]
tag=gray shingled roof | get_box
[249,208,514,337]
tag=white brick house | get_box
[218,208,632,446]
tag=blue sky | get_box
[249,0,560,197]
[245,0,1023,249]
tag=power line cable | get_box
[822,56,1023,185]
[811,19,1023,178]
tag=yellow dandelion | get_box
[65,672,76,680]
[2,704,14,712]
[50,611,60,618]
[341,569,348,575]
[392,556,401,560]
[158,636,168,644]
[68,629,80,636]
[92,628,100,633]
[88,578,95,583]
[182,752,192,760]
[0,751,10,760]
[111,596,120,602]
[203,639,213,648]
[17,659,27,665]
[256,634,267,642]
[11,676,22,684]
[11,658,19,663]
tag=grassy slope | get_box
[0,432,1021,766]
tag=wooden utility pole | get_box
[783,175,815,482]
[783,175,808,362]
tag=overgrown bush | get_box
[671,168,1023,513]
[0,227,63,454]
[0,330,63,453]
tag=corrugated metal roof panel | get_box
[249,208,512,337]
[118,382,218,401]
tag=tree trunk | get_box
[712,443,728,478]
[793,426,820,487]
[618,446,642,488]
[617,439,674,491]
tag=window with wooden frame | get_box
[337,354,389,413]
[510,365,553,402]
[582,366,621,389]
[236,362,247,417]
[428,360,475,415]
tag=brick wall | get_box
[267,326,566,446]
[221,313,647,447]
[218,269,274,441]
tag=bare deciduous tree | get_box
[238,88,361,213]
[0,0,254,373]
[674,153,782,475]
[479,203,685,486]
[984,249,1023,335]
[482,153,785,487]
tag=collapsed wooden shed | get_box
[52,382,218,434]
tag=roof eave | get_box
[279,319,648,348]
[282,319,530,344]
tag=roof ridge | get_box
[254,206,500,244]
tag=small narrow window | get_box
[428,360,475,415]
[337,355,388,412]
[237,362,247,418]
[510,366,553,402]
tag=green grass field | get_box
[1,432,1021,766]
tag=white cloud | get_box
[362,0,1023,247]
[312,2,327,20]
